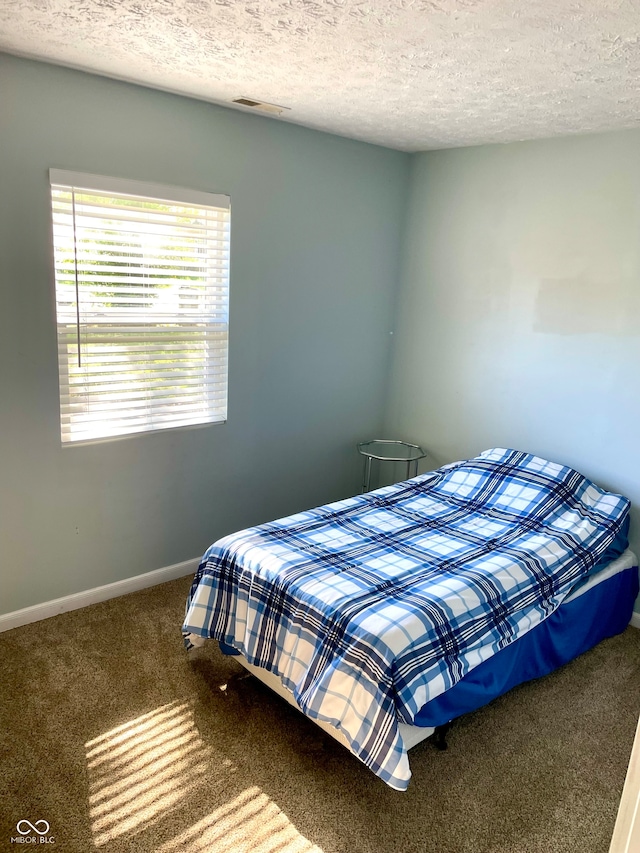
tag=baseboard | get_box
[0,557,200,633]
[3,560,639,635]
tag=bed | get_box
[183,447,637,790]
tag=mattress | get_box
[222,549,638,761]
[411,547,638,729]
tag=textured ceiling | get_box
[1,0,640,151]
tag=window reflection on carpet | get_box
[156,786,324,853]
[85,699,324,851]
[85,700,211,846]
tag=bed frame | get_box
[233,652,436,752]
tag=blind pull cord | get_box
[71,189,82,367]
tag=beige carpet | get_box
[1,576,639,853]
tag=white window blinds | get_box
[50,170,230,444]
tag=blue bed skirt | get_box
[412,565,639,728]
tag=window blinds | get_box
[50,170,230,444]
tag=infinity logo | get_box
[16,820,50,836]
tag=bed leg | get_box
[432,722,452,751]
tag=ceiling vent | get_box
[232,97,290,116]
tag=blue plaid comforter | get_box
[183,448,630,790]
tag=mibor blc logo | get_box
[10,820,55,845]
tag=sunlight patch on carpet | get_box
[85,700,213,846]
[156,786,324,853]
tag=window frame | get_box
[49,169,231,446]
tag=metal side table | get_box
[357,439,426,493]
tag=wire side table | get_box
[357,439,426,493]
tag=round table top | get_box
[357,439,426,462]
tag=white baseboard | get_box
[3,559,639,635]
[0,557,200,634]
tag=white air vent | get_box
[232,97,290,116]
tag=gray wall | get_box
[0,54,409,615]
[2,52,638,619]
[386,131,640,609]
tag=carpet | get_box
[1,575,639,853]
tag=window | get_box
[50,170,230,444]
